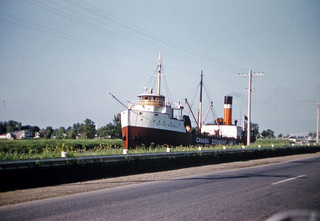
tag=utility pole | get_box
[312,101,320,143]
[237,70,265,146]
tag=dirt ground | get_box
[1,152,319,207]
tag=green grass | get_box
[253,139,291,147]
[0,138,304,161]
[126,139,292,154]
[0,139,123,161]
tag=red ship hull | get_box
[122,126,245,149]
[122,126,192,149]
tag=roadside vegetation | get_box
[0,139,123,161]
[254,139,291,147]
[0,138,299,161]
[1,116,317,161]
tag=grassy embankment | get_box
[0,139,294,161]
[0,139,123,161]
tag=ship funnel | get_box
[223,96,233,125]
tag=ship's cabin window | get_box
[138,95,165,106]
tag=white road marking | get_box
[271,175,306,185]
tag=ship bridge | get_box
[138,94,165,106]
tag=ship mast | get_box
[185,71,206,131]
[198,71,203,130]
[157,52,162,95]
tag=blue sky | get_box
[0,0,319,136]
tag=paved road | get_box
[1,155,320,221]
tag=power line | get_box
[0,0,251,83]
[0,11,117,52]
[73,0,248,71]
[252,75,313,111]
[22,0,248,72]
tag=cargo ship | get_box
[119,53,248,149]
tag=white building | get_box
[201,125,243,139]
[0,133,13,140]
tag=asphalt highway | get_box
[1,155,320,221]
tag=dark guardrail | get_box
[0,148,243,170]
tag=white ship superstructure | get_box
[121,94,186,133]
[121,53,191,148]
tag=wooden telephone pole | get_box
[237,70,265,146]
[312,101,320,143]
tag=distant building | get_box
[34,131,43,139]
[0,133,13,140]
[14,130,31,139]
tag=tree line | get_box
[0,114,121,139]
[1,115,317,140]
